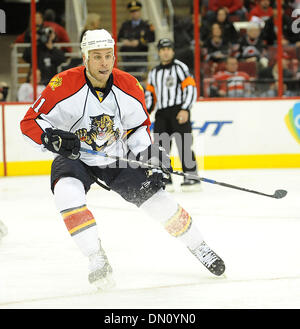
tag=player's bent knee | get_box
[54,177,87,212]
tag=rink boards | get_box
[0,99,300,176]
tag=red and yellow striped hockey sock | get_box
[164,205,192,237]
[61,205,96,236]
[164,205,204,249]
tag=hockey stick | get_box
[80,147,288,199]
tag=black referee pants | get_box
[154,108,198,174]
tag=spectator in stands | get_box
[0,82,9,102]
[210,56,251,97]
[22,28,66,85]
[173,15,194,72]
[244,0,275,12]
[80,13,101,42]
[43,8,56,22]
[202,22,232,63]
[215,7,240,41]
[244,0,258,12]
[205,0,247,23]
[260,80,295,96]
[117,1,155,79]
[201,7,239,48]
[43,11,71,52]
[44,8,66,27]
[258,52,296,96]
[248,0,274,24]
[262,6,300,45]
[15,11,72,53]
[17,69,45,102]
[237,22,268,68]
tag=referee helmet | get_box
[157,38,174,50]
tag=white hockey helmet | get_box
[81,29,115,60]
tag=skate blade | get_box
[92,273,115,291]
[181,184,202,192]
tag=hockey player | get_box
[20,29,225,289]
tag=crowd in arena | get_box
[4,0,300,101]
[174,0,300,97]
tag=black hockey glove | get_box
[41,128,80,160]
[137,143,173,174]
[137,144,173,188]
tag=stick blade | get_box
[274,189,288,199]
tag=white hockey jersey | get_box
[20,66,152,166]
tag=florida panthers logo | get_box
[75,114,120,152]
[49,75,62,91]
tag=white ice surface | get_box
[0,169,300,309]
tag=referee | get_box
[145,38,200,190]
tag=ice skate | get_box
[188,241,225,276]
[0,220,8,239]
[88,241,114,290]
[181,177,202,192]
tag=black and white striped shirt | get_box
[145,59,197,114]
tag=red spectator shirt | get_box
[248,5,273,21]
[213,70,251,97]
[208,0,243,14]
[15,21,72,52]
